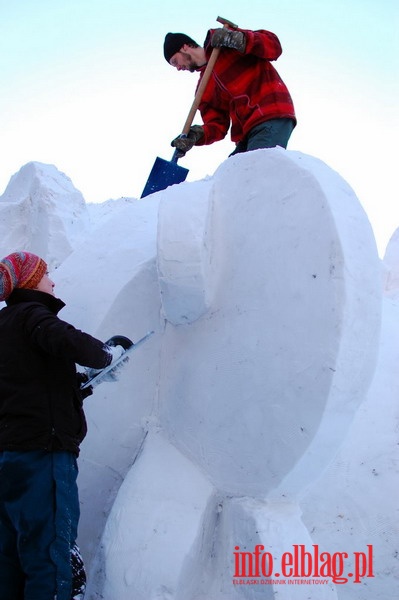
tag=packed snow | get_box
[0,149,397,599]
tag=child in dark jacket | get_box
[0,251,120,600]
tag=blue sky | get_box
[0,0,398,254]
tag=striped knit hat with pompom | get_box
[0,252,47,301]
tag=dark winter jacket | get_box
[0,289,111,455]
[196,28,296,145]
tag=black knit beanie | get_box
[163,32,198,63]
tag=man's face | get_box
[169,46,197,72]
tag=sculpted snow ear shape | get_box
[157,180,217,325]
[159,149,381,497]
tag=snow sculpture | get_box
[0,149,381,599]
[86,149,380,600]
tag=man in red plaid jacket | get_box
[164,26,296,157]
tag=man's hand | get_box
[211,28,246,52]
[171,125,204,157]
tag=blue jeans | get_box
[230,118,295,155]
[0,450,82,600]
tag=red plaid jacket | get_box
[195,28,296,146]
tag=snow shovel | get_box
[140,16,237,198]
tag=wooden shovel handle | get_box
[180,17,237,136]
[180,47,220,136]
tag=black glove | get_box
[81,385,93,400]
[211,28,246,52]
[171,125,204,157]
[76,372,93,399]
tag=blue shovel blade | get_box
[141,156,189,198]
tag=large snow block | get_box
[100,430,214,600]
[159,148,381,498]
[175,497,338,600]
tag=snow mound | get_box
[0,161,89,268]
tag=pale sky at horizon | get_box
[0,0,398,255]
